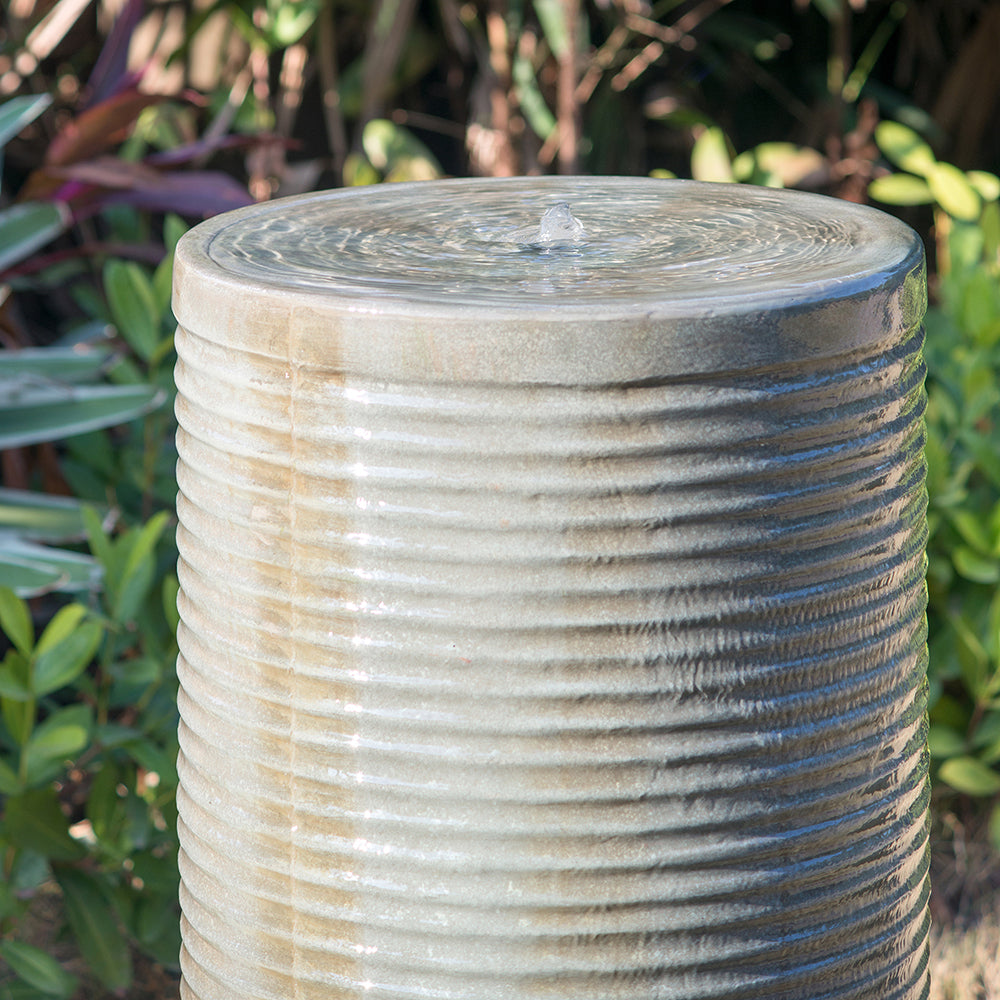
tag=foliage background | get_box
[2,1,1000,997]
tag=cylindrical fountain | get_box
[172,177,930,1000]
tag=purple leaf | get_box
[104,170,253,217]
[86,0,148,107]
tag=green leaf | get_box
[0,754,23,794]
[928,161,982,221]
[874,120,936,176]
[534,0,570,58]
[103,260,160,362]
[23,705,92,782]
[0,586,33,656]
[86,763,124,844]
[163,213,187,253]
[55,867,132,992]
[0,202,68,274]
[0,940,77,998]
[0,648,32,698]
[3,788,85,861]
[342,152,380,187]
[948,508,995,555]
[927,724,966,758]
[938,755,1000,796]
[952,546,1000,584]
[512,52,556,142]
[113,511,170,624]
[361,119,442,182]
[691,126,734,183]
[2,694,34,747]
[967,170,1000,203]
[35,603,87,655]
[31,621,103,696]
[868,172,933,206]
[81,506,114,570]
[0,383,163,450]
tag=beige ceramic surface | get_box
[172,177,930,999]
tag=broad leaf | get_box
[938,755,1000,796]
[32,620,103,696]
[691,127,734,183]
[3,788,85,860]
[104,260,159,362]
[0,940,77,998]
[928,162,982,221]
[44,88,161,167]
[874,120,936,176]
[55,867,132,992]
[0,586,33,656]
[868,173,933,206]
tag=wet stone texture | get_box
[172,177,930,1000]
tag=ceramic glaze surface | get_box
[172,178,930,1000]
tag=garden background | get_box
[1,0,1000,996]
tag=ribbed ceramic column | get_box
[172,177,930,1000]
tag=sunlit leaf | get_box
[874,120,936,176]
[739,142,825,187]
[967,170,1000,203]
[535,0,570,58]
[928,162,982,221]
[342,152,380,187]
[691,127,734,183]
[868,173,933,206]
[362,119,441,182]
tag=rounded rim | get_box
[177,177,924,321]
